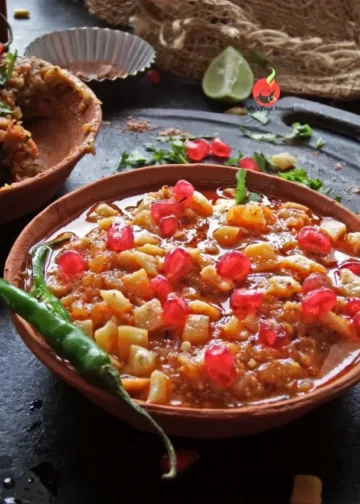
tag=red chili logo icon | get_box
[252,68,280,107]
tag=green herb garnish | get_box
[235,169,247,204]
[240,126,278,143]
[283,122,312,142]
[246,191,262,202]
[315,137,325,149]
[279,168,322,190]
[334,195,342,203]
[0,102,12,116]
[0,50,18,87]
[118,151,148,170]
[250,110,269,125]
[252,152,277,172]
[240,122,313,144]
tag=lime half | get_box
[202,46,254,103]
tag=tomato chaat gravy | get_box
[29,179,360,409]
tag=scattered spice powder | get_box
[158,128,191,138]
[125,116,156,133]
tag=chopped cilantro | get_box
[315,137,325,149]
[240,126,278,143]
[252,152,277,172]
[235,169,247,204]
[0,50,18,87]
[0,102,12,116]
[283,122,312,142]
[279,168,322,190]
[249,110,269,125]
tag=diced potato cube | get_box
[191,191,213,216]
[338,268,360,297]
[122,268,152,299]
[178,354,204,380]
[282,301,302,323]
[290,475,322,504]
[134,299,163,331]
[214,198,236,214]
[117,326,148,360]
[281,202,309,212]
[132,209,157,232]
[271,152,297,171]
[122,377,150,393]
[100,289,132,314]
[280,255,326,276]
[213,225,243,247]
[98,217,117,230]
[319,312,352,340]
[200,265,234,292]
[147,370,170,404]
[137,195,155,211]
[133,250,159,276]
[258,359,302,386]
[134,231,160,246]
[73,319,94,338]
[180,341,192,352]
[128,345,156,376]
[227,203,267,228]
[223,316,250,341]
[182,315,210,344]
[94,319,117,352]
[244,242,278,271]
[94,203,119,217]
[347,232,360,254]
[187,248,213,268]
[320,218,346,242]
[242,312,259,332]
[189,300,221,321]
[266,276,301,297]
[136,244,165,256]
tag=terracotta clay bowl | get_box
[0,60,102,226]
[4,164,360,438]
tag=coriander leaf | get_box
[240,126,279,143]
[315,137,325,149]
[0,102,12,116]
[250,50,271,69]
[224,157,240,167]
[318,186,332,196]
[6,50,17,80]
[118,150,148,170]
[236,169,247,204]
[252,151,277,172]
[246,191,262,202]
[118,152,130,170]
[283,122,312,142]
[250,110,269,125]
[335,195,342,203]
[279,168,323,190]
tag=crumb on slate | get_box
[335,162,345,170]
[158,128,191,138]
[125,117,156,132]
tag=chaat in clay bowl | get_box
[0,54,102,225]
[4,164,360,438]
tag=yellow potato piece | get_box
[93,203,119,217]
[347,232,360,254]
[147,371,170,404]
[100,289,132,314]
[117,326,148,360]
[128,345,156,376]
[122,377,150,393]
[320,218,346,242]
[280,255,326,277]
[189,300,221,321]
[319,311,352,340]
[227,203,267,228]
[132,209,157,232]
[122,268,152,299]
[94,319,118,353]
[266,276,301,297]
[134,230,161,246]
[213,225,243,247]
[73,319,94,338]
[136,244,165,256]
[98,216,117,230]
[200,265,234,292]
[291,474,322,504]
[191,191,213,216]
[222,316,250,341]
[337,269,360,297]
[244,242,278,272]
[134,299,163,331]
[271,152,297,170]
[182,315,210,345]
[132,250,159,276]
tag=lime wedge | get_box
[202,46,254,103]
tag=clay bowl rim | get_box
[0,61,102,197]
[4,164,360,420]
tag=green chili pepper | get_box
[31,237,71,321]
[0,278,177,479]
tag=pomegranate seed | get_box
[173,179,195,205]
[258,319,288,347]
[301,287,337,321]
[210,138,232,159]
[239,157,261,172]
[161,450,199,476]
[204,343,236,388]
[344,299,360,316]
[302,273,329,294]
[186,139,210,162]
[297,227,331,255]
[151,199,180,223]
[0,44,3,55]
[230,289,263,318]
[164,248,193,281]
[163,293,189,326]
[107,223,134,252]
[146,69,160,84]
[339,262,360,276]
[57,250,86,277]
[150,275,173,304]
[216,251,251,282]
[159,215,178,238]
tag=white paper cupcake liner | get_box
[24,27,156,82]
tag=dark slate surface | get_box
[1,1,360,503]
